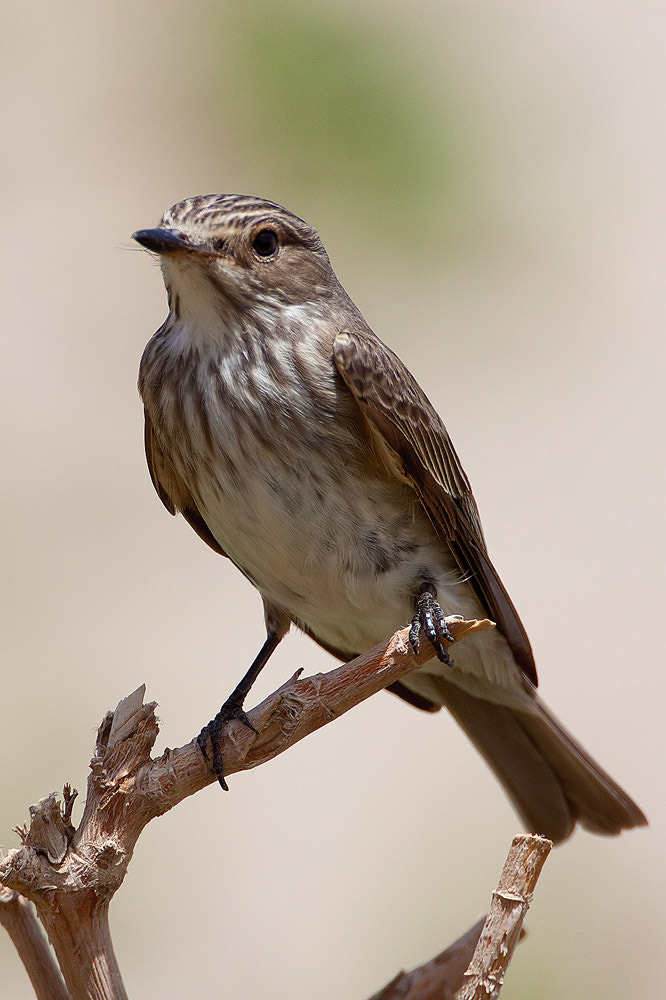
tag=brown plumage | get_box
[134,194,646,841]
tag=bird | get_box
[133,193,646,843]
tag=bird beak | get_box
[132,228,197,255]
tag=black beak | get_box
[132,228,194,254]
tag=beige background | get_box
[1,2,663,998]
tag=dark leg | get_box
[409,583,454,665]
[197,631,282,790]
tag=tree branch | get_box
[457,834,552,999]
[0,882,70,1000]
[367,835,550,1000]
[3,617,534,1000]
[369,916,488,1000]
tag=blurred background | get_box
[1,1,663,997]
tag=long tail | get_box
[432,677,647,844]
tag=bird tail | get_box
[430,676,647,844]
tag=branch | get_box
[367,834,550,1000]
[0,618,492,999]
[0,882,70,1000]
[457,834,552,999]
[369,916,488,1000]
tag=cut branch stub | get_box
[456,834,552,1000]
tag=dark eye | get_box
[252,229,279,257]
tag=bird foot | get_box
[197,698,258,791]
[409,589,454,665]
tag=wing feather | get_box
[333,329,537,685]
[144,409,228,558]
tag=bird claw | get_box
[409,589,454,665]
[197,698,258,791]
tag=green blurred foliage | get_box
[210,1,483,251]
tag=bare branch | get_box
[0,618,493,999]
[0,884,70,1000]
[457,834,553,999]
[366,834,546,1000]
[369,916,487,1000]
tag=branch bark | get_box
[457,834,552,999]
[0,884,70,1000]
[368,835,550,1000]
[1,617,552,1000]
[369,916,489,1000]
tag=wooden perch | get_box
[0,883,70,1000]
[369,916,489,1000]
[457,834,551,999]
[0,617,554,1000]
[369,836,550,1000]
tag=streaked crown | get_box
[160,194,327,258]
[137,194,343,310]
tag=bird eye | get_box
[252,229,279,257]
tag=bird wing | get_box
[332,328,537,686]
[144,408,228,558]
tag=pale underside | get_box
[140,278,534,714]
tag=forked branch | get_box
[0,618,551,1000]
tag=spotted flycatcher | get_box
[134,194,646,842]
